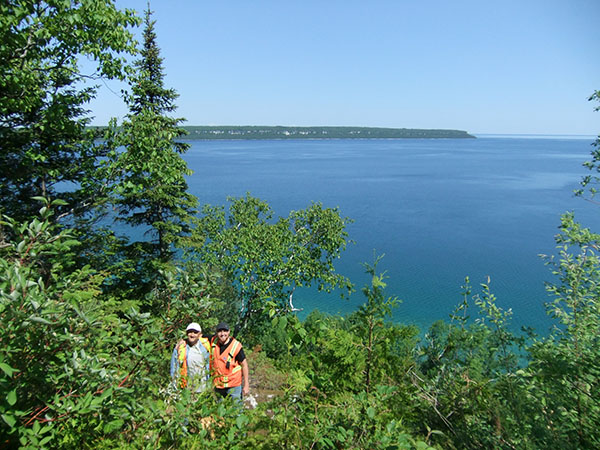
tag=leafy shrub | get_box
[0,200,162,448]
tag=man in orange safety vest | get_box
[210,322,250,404]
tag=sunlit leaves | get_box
[0,0,140,222]
[188,194,353,333]
[0,201,165,448]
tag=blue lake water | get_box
[184,136,599,333]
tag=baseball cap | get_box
[216,322,230,332]
[186,322,201,333]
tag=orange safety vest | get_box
[176,337,211,388]
[210,337,243,389]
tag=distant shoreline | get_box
[475,133,596,140]
[180,126,475,140]
[88,125,474,139]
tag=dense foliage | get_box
[1,2,599,449]
[186,194,353,337]
[0,0,139,223]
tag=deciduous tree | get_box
[188,194,353,334]
[0,0,139,222]
[529,214,600,449]
[576,90,600,201]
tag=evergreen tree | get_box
[128,7,180,117]
[106,7,197,297]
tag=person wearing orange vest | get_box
[170,322,211,392]
[210,322,249,404]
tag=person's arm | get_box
[203,346,211,382]
[170,346,179,378]
[241,358,249,396]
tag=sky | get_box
[87,0,600,135]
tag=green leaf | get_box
[29,316,53,325]
[235,414,248,429]
[6,390,17,406]
[40,436,53,446]
[366,406,375,419]
[2,413,16,428]
[103,419,124,433]
[278,316,288,330]
[0,363,18,377]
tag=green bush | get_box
[0,201,162,448]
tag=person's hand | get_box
[243,383,250,396]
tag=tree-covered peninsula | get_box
[182,125,475,140]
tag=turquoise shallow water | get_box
[184,137,599,333]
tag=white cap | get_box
[185,322,201,332]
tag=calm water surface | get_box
[184,137,598,333]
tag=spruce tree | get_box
[108,7,197,296]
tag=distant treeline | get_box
[179,126,475,140]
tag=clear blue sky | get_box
[88,0,600,135]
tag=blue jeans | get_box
[215,385,243,407]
